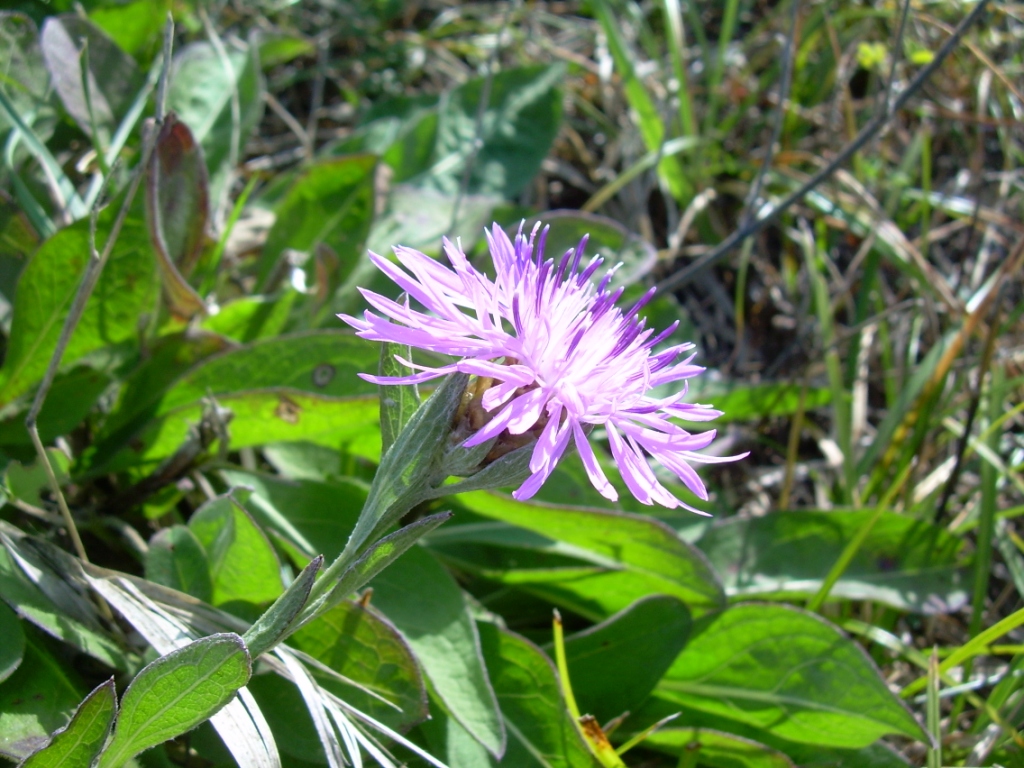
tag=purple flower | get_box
[340,223,744,512]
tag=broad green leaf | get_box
[291,598,427,729]
[199,291,297,344]
[477,622,598,767]
[0,367,110,450]
[631,695,913,768]
[370,545,505,758]
[88,0,169,63]
[0,547,128,671]
[86,331,381,474]
[220,468,364,562]
[167,39,263,200]
[0,209,158,408]
[417,701,497,768]
[305,512,453,621]
[20,678,117,768]
[188,495,284,615]
[5,448,70,507]
[145,111,208,318]
[522,211,657,288]
[245,673,325,764]
[453,491,725,615]
[256,155,377,292]
[364,184,501,259]
[327,93,439,182]
[0,631,86,761]
[561,595,691,725]
[685,380,833,424]
[91,391,380,477]
[0,194,40,295]
[243,554,323,658]
[0,600,24,684]
[257,32,315,69]
[378,341,420,457]
[656,603,927,747]
[639,727,795,768]
[141,331,379,416]
[427,521,714,621]
[40,15,143,145]
[90,330,232,454]
[144,525,213,603]
[0,13,55,155]
[261,442,344,481]
[96,634,251,768]
[696,510,967,613]
[428,64,564,198]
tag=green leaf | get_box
[290,598,427,729]
[167,38,264,200]
[256,155,377,293]
[329,93,438,182]
[416,700,496,768]
[0,630,86,761]
[0,367,110,450]
[145,111,209,318]
[96,634,251,768]
[5,448,70,507]
[88,0,168,63]
[631,695,913,768]
[261,442,344,481]
[144,525,214,603]
[686,380,833,424]
[656,603,927,748]
[40,15,144,145]
[0,546,128,671]
[637,727,795,768]
[696,510,967,613]
[428,64,564,198]
[561,595,690,725]
[92,391,380,477]
[370,545,505,758]
[378,341,420,457]
[90,330,232,454]
[364,184,501,259]
[199,291,297,344]
[452,491,725,616]
[86,330,381,474]
[0,13,55,160]
[20,678,117,768]
[244,672,324,764]
[187,495,284,614]
[243,555,323,658]
[0,600,24,684]
[220,468,364,562]
[0,208,158,408]
[477,622,598,767]
[141,331,380,415]
[309,512,453,618]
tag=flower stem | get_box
[552,610,627,768]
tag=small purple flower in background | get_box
[340,223,745,512]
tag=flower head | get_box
[340,223,744,512]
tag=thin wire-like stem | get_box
[879,0,914,118]
[23,18,174,564]
[740,0,799,229]
[655,0,991,295]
